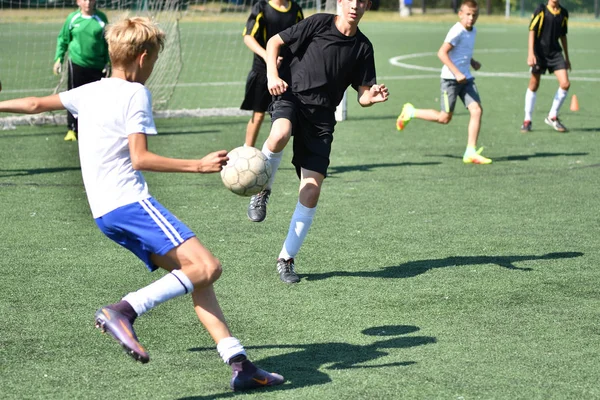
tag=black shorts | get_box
[531,52,568,74]
[240,70,272,112]
[269,95,336,178]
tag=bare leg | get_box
[244,111,265,147]
[151,237,231,343]
[415,109,452,124]
[466,102,483,148]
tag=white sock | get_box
[261,142,283,190]
[549,88,568,119]
[524,88,536,121]
[217,336,247,364]
[279,201,317,260]
[122,269,194,317]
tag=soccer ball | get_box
[220,146,271,196]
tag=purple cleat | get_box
[94,307,150,363]
[230,360,284,391]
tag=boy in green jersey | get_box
[54,0,109,141]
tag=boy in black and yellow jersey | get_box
[241,0,304,147]
[521,0,570,133]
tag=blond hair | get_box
[105,17,165,67]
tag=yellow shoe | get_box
[64,130,77,141]
[396,103,415,131]
[463,147,492,164]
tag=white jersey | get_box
[440,22,476,80]
[59,78,157,218]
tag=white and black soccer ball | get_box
[220,146,271,196]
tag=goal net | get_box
[0,0,324,128]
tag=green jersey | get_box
[54,10,109,70]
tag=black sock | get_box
[107,300,137,324]
[228,354,248,365]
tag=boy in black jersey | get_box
[241,0,304,147]
[521,0,571,133]
[247,0,389,283]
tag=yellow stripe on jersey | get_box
[250,12,264,38]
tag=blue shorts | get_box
[95,197,195,271]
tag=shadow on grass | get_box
[329,161,441,175]
[430,152,588,162]
[181,325,435,399]
[0,166,80,178]
[304,252,584,281]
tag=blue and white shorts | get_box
[95,197,195,271]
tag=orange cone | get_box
[570,94,579,112]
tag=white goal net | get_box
[0,0,324,127]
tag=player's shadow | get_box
[304,252,583,282]
[180,325,436,399]
[0,166,80,178]
[431,152,587,162]
[328,161,441,176]
[575,127,600,132]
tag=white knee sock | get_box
[549,88,568,118]
[524,88,536,121]
[261,142,283,190]
[123,269,194,317]
[217,336,247,364]
[279,201,317,260]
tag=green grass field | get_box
[1,16,600,399]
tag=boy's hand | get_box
[53,61,62,75]
[267,75,288,96]
[455,73,467,84]
[527,54,537,67]
[471,60,481,71]
[197,150,229,173]
[370,84,389,104]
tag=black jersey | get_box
[529,3,568,56]
[243,0,304,73]
[278,13,377,110]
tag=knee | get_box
[187,258,223,286]
[299,184,321,208]
[470,104,483,118]
[560,82,570,91]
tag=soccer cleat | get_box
[64,130,77,141]
[463,147,492,165]
[247,189,271,222]
[520,120,532,133]
[396,103,415,131]
[230,360,285,391]
[544,116,567,132]
[277,258,300,284]
[94,307,150,363]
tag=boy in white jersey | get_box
[396,0,491,165]
[0,17,283,392]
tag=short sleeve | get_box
[59,89,79,118]
[443,24,462,47]
[561,9,568,35]
[243,1,264,38]
[279,14,325,54]
[529,4,545,32]
[126,87,157,136]
[351,45,377,90]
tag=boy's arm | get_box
[0,95,64,114]
[437,42,466,83]
[54,19,70,74]
[265,34,288,95]
[527,30,536,67]
[357,84,389,107]
[560,35,571,70]
[128,133,228,173]
[243,35,267,61]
